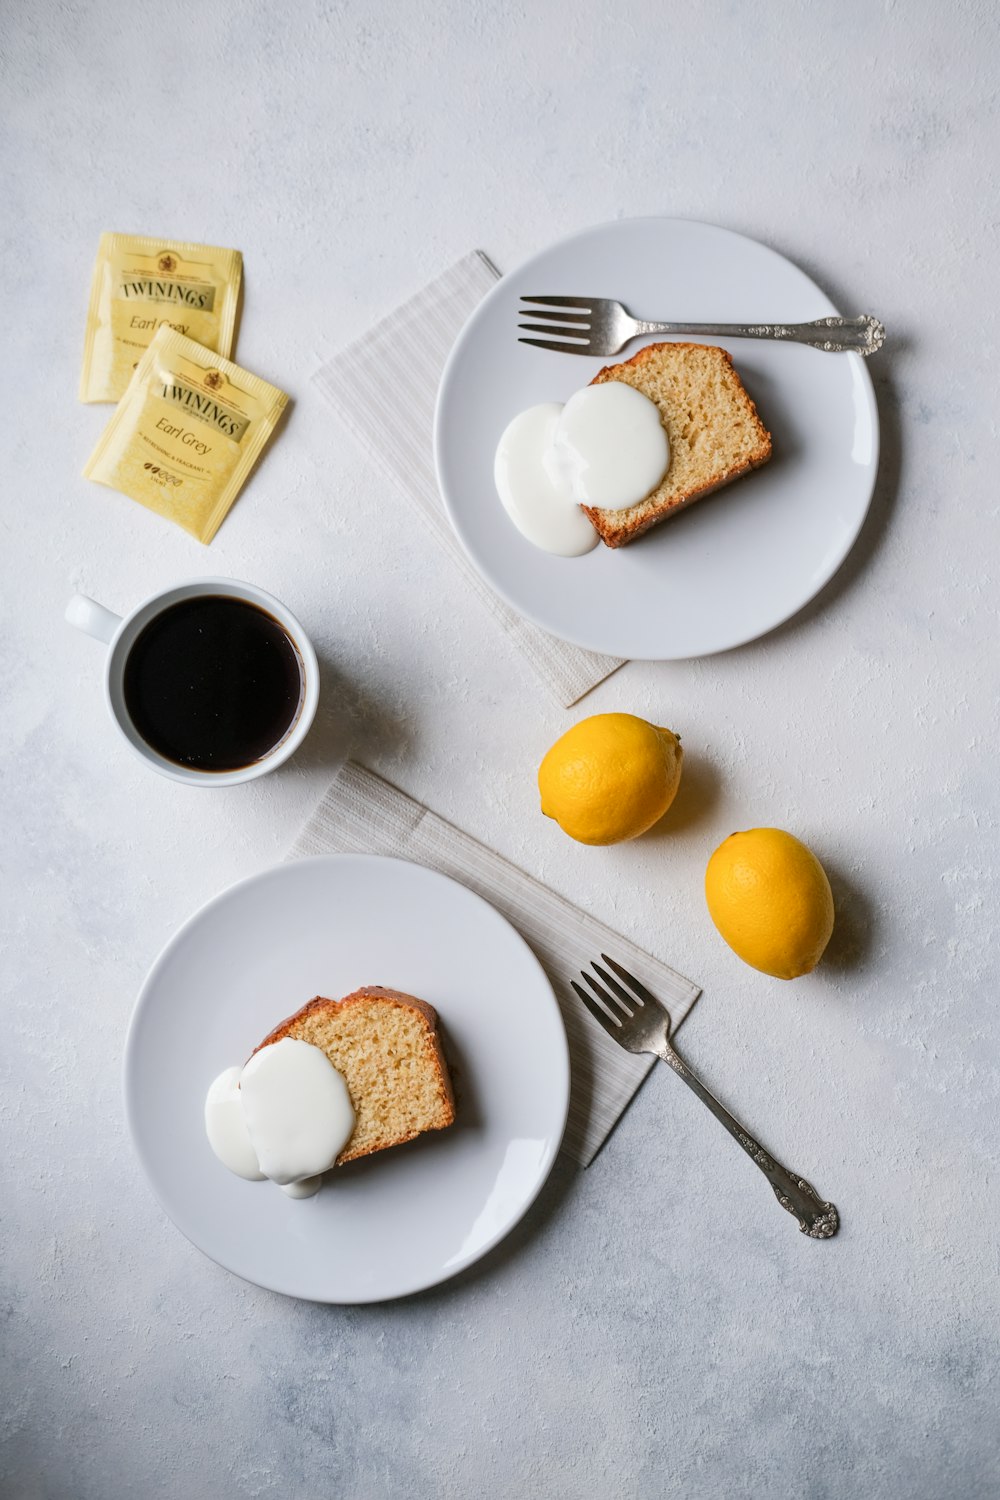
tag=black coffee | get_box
[123,596,304,771]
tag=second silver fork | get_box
[572,955,840,1239]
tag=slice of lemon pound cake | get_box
[252,986,455,1164]
[582,342,772,547]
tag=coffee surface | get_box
[123,596,303,771]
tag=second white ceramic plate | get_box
[125,855,569,1303]
[434,217,879,660]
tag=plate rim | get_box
[433,215,881,660]
[123,851,571,1304]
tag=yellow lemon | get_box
[538,713,683,846]
[705,828,834,979]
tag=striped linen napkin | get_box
[288,761,701,1166]
[313,251,624,708]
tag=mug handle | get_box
[65,593,123,645]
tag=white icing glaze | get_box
[204,1039,355,1200]
[493,403,599,556]
[552,382,669,510]
[204,1066,266,1181]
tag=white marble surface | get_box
[2,1,999,1496]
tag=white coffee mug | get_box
[66,577,320,786]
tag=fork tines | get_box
[570,954,654,1031]
[518,295,593,351]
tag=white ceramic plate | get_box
[125,855,569,1303]
[434,217,880,660]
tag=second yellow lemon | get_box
[538,713,683,846]
[705,828,834,979]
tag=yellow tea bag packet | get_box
[83,326,288,543]
[80,233,242,402]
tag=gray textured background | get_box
[3,1,999,1496]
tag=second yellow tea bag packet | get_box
[80,233,242,402]
[83,326,288,543]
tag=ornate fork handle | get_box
[634,313,885,356]
[657,1042,840,1239]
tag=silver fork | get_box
[571,955,839,1239]
[519,295,885,357]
